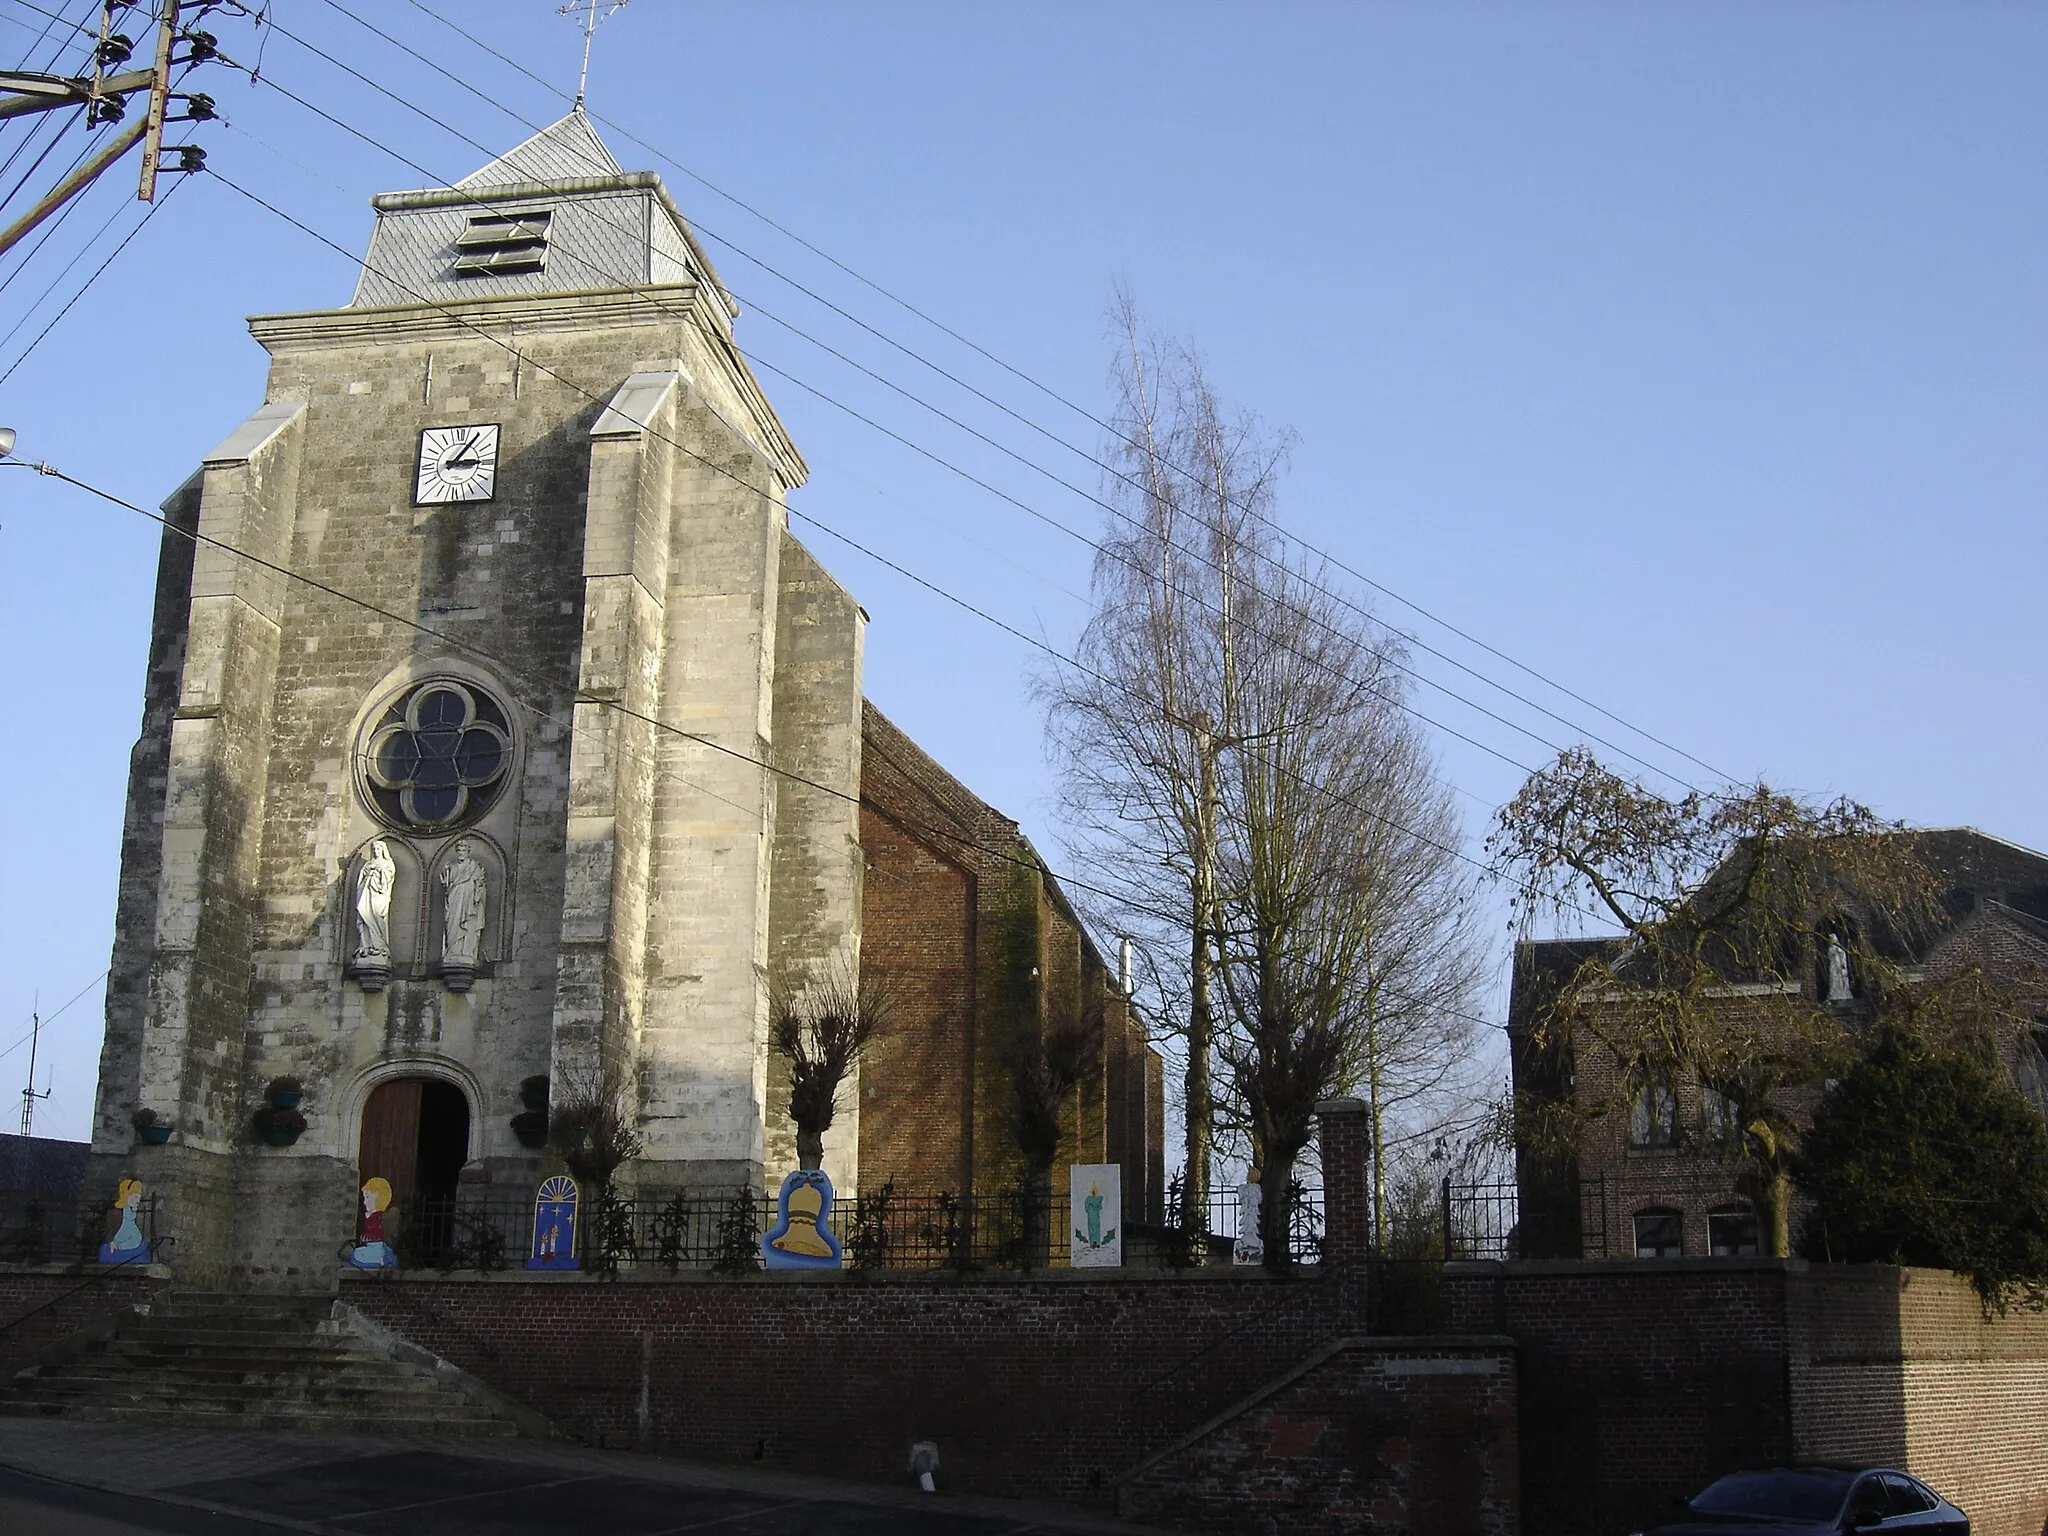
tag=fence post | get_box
[1315,1098,1370,1328]
[1440,1175,1453,1261]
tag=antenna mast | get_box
[19,994,50,1137]
[557,0,632,109]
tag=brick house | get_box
[1510,827,2048,1260]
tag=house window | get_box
[1708,1205,1759,1256]
[1633,1208,1683,1258]
[1702,1087,1741,1146]
[1628,1084,1677,1148]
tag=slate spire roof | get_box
[456,108,623,190]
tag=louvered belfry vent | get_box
[452,209,551,276]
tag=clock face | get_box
[415,423,501,505]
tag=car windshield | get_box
[1692,1470,1856,1522]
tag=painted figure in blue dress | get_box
[97,1179,148,1265]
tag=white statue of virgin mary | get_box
[350,840,396,991]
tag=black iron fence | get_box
[370,1179,1327,1275]
[0,1189,160,1268]
[1441,1178,1519,1261]
[1172,1179,1326,1265]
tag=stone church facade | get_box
[89,114,1160,1285]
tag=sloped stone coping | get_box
[330,1299,557,1441]
[1113,1332,1517,1492]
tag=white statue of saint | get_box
[1826,933,1851,1003]
[1234,1178,1265,1266]
[354,840,395,963]
[440,841,487,984]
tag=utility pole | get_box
[0,1,216,260]
[19,996,51,1138]
[1182,712,1219,1239]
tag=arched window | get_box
[1629,1083,1677,1149]
[1708,1204,1760,1257]
[1633,1207,1683,1259]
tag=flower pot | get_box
[268,1089,303,1110]
[260,1125,301,1148]
[138,1124,173,1146]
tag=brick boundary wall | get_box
[0,1268,168,1380]
[1445,1258,2048,1536]
[344,1101,1383,1509]
[1444,1258,1793,1536]
[1792,1265,2048,1536]
[1118,1334,1518,1536]
[345,1269,1344,1505]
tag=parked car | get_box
[1635,1466,1969,1534]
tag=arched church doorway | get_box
[358,1077,470,1264]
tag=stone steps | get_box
[0,1290,523,1439]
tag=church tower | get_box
[90,113,867,1284]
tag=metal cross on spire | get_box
[557,0,632,109]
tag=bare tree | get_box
[549,1058,643,1192]
[1041,286,1289,1236]
[1210,556,1484,1268]
[1489,747,1956,1256]
[1043,292,1486,1265]
[770,958,893,1173]
[1011,1000,1102,1265]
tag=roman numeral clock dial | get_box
[415,423,501,505]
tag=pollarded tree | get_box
[770,958,893,1173]
[1490,747,1952,1256]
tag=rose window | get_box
[362,681,511,829]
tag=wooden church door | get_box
[358,1079,424,1225]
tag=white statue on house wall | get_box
[350,839,396,991]
[440,841,487,990]
[1826,932,1852,1003]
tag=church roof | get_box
[457,109,623,190]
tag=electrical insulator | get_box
[177,92,216,121]
[96,33,134,69]
[178,29,217,62]
[175,146,207,173]
[87,93,126,126]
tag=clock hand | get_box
[442,433,483,470]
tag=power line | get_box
[206,43,1556,794]
[199,160,1595,940]
[0,967,107,1066]
[8,451,1514,1039]
[0,169,179,381]
[386,0,1735,792]
[291,0,1711,798]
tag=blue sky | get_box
[1,2,2042,1142]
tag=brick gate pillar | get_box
[1316,1097,1370,1326]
